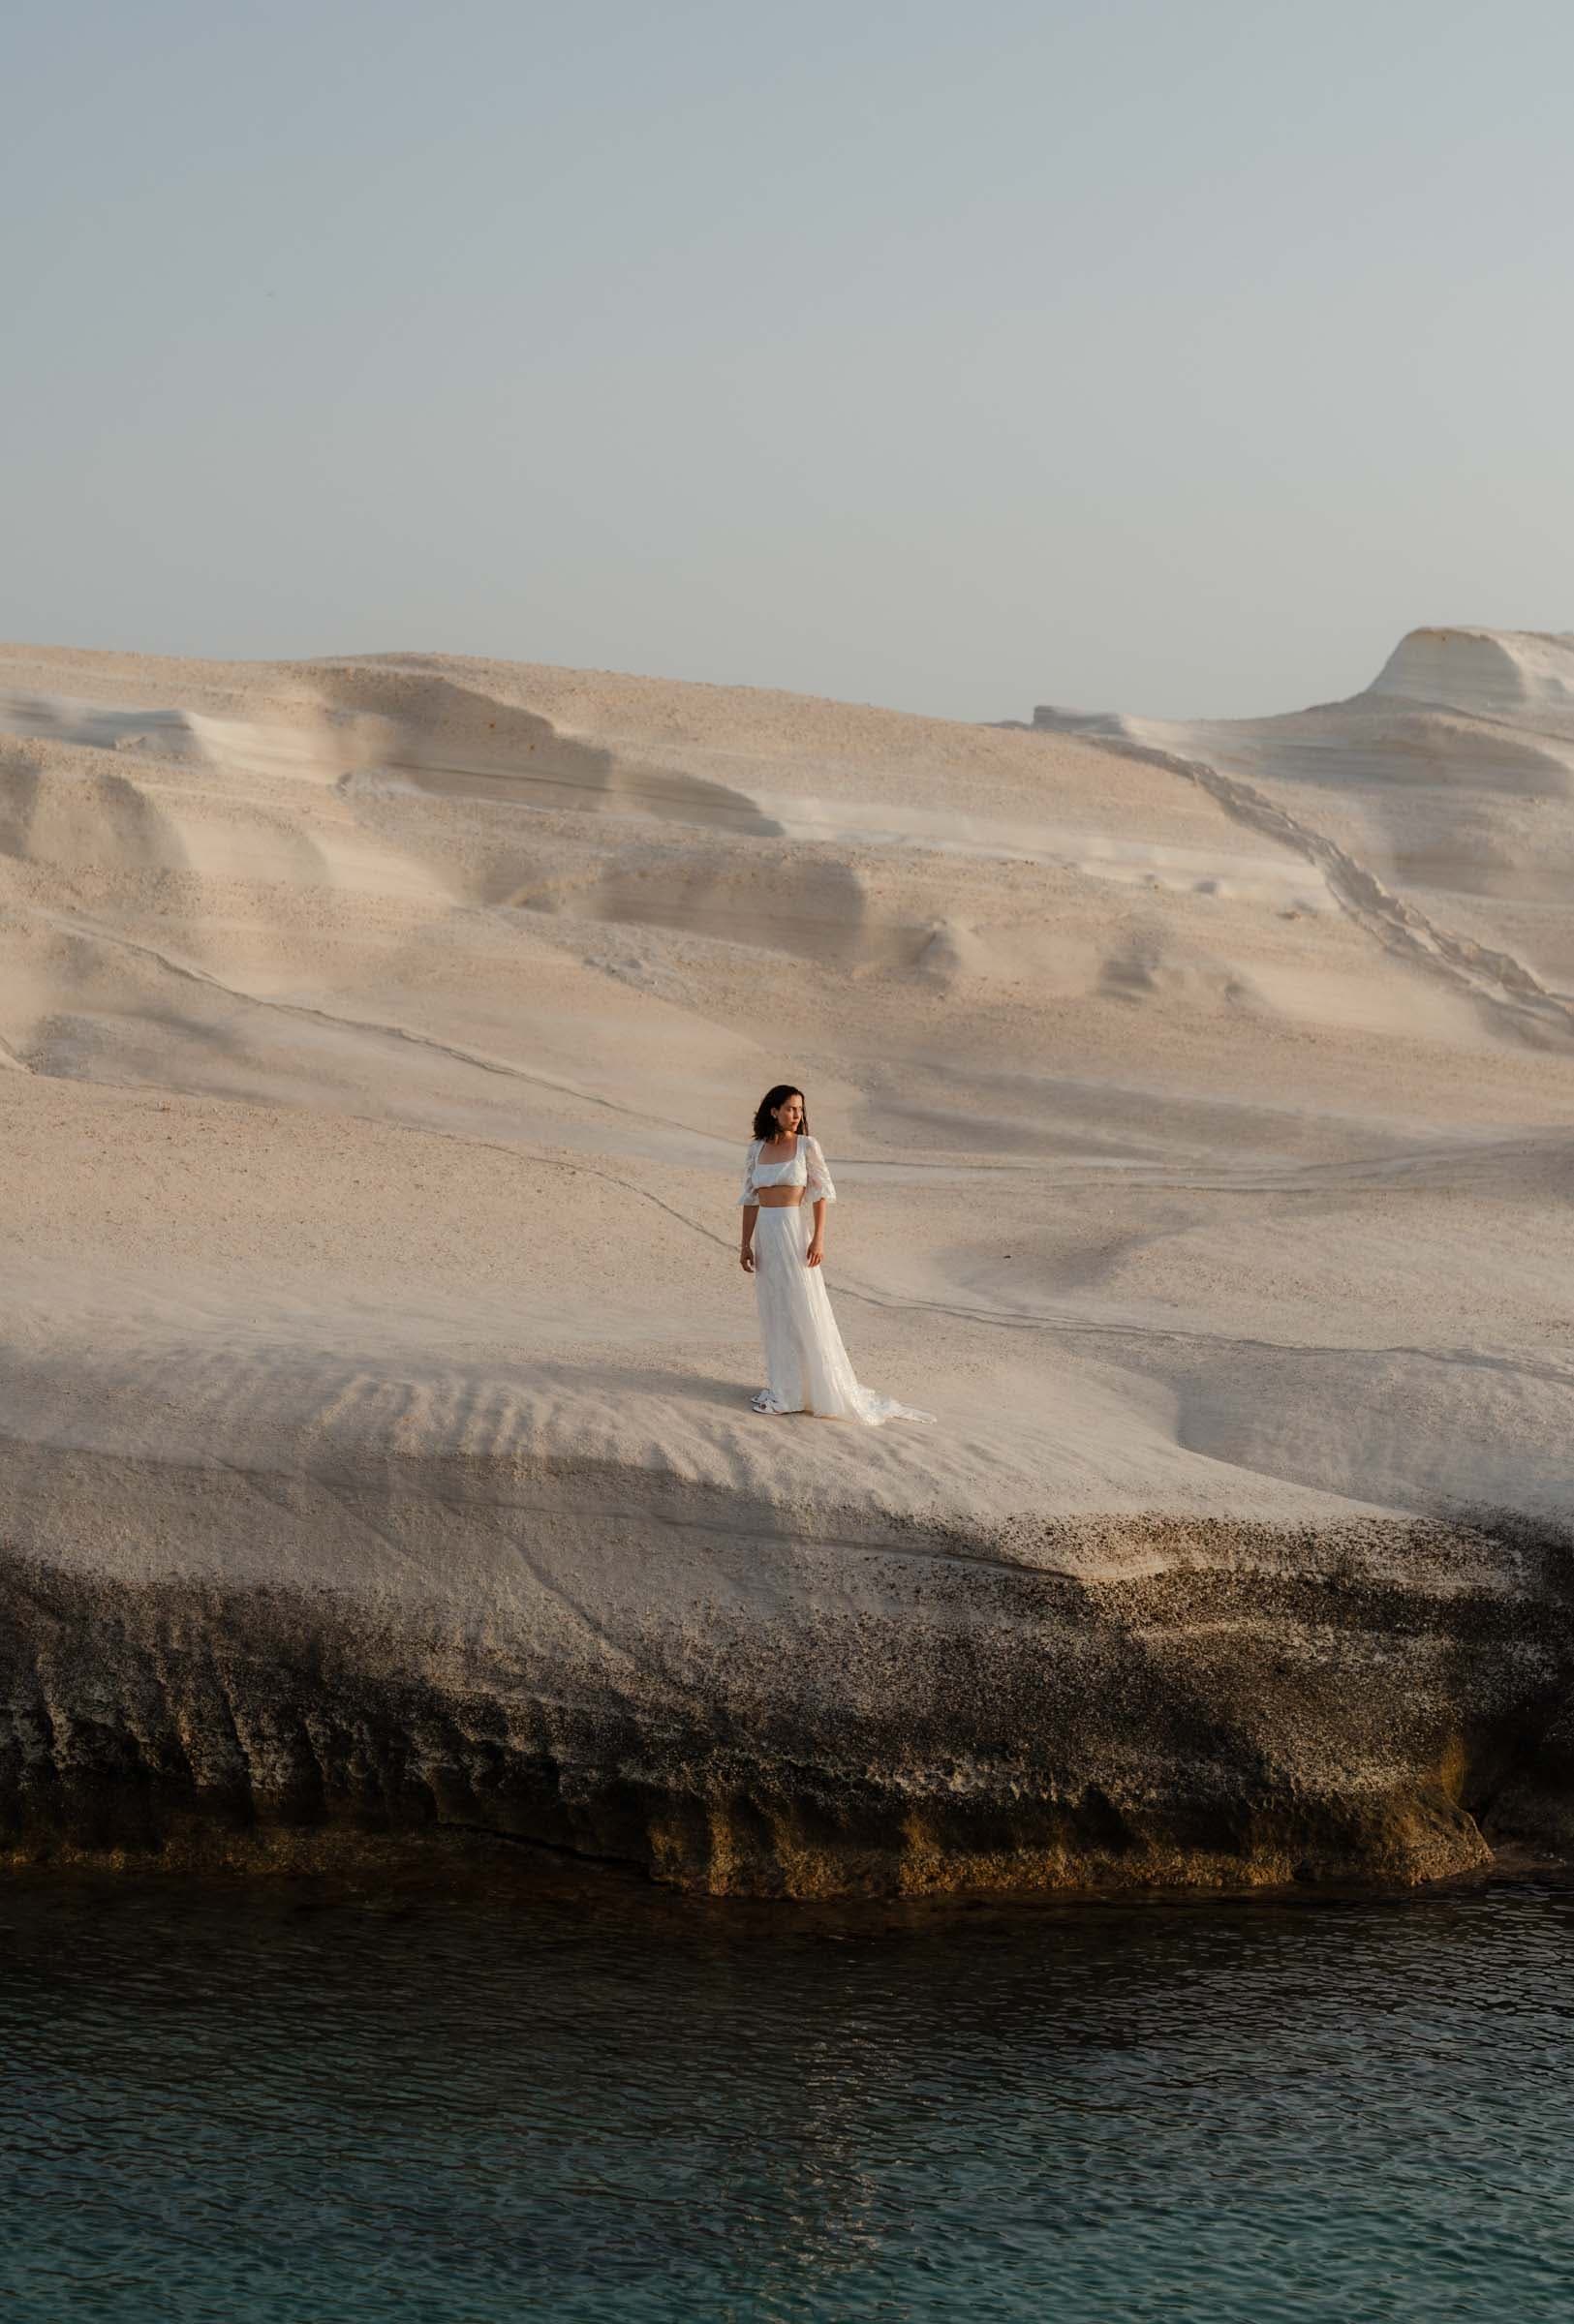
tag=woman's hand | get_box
[806,1238,824,1268]
[740,1247,756,1272]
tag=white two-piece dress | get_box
[739,1133,935,1424]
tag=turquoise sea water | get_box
[2,1862,1571,2322]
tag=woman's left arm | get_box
[805,1137,835,1267]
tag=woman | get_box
[738,1085,935,1424]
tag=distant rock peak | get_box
[1366,627,1574,717]
[1027,626,1574,733]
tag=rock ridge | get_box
[4,1430,1572,1897]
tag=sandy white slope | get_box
[4,631,1574,1891]
[1034,624,1574,1001]
[1,630,1571,1542]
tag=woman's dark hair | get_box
[752,1085,809,1141]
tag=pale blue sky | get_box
[5,0,1571,720]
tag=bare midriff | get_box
[755,1187,805,1208]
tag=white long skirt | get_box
[750,1204,935,1424]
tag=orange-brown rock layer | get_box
[4,1486,1569,1900]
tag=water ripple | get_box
[2,1875,1573,2320]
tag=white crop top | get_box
[737,1133,838,1208]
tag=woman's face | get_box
[772,1093,804,1136]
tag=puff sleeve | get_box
[737,1138,761,1208]
[804,1135,837,1204]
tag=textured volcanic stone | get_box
[4,1414,1571,1896]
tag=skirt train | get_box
[751,1205,934,1425]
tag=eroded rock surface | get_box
[3,636,1573,1893]
[4,1345,1571,1895]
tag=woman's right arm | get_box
[738,1141,758,1269]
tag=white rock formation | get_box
[1,633,1571,1893]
